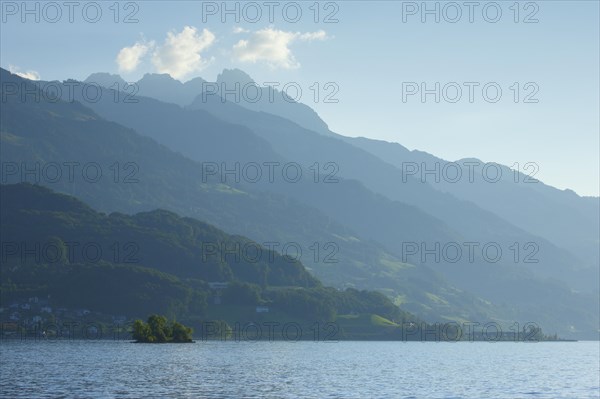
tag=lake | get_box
[1,340,598,398]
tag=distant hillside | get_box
[345,136,600,275]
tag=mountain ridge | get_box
[3,67,598,338]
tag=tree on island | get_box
[132,315,193,343]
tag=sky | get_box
[1,0,598,196]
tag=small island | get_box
[132,315,194,343]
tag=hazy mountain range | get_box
[1,67,598,338]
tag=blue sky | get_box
[1,1,598,196]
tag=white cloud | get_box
[151,26,215,79]
[299,30,329,41]
[116,41,154,73]
[232,28,330,69]
[233,26,249,34]
[8,65,40,80]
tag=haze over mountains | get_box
[86,69,599,268]
[1,67,598,338]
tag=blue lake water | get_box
[1,340,598,398]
